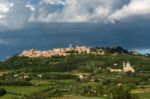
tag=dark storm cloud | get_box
[0,18,150,59]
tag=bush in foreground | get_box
[0,88,7,96]
[109,86,140,99]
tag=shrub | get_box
[102,79,112,85]
[141,75,150,81]
[0,88,7,96]
[24,76,32,81]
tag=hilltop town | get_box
[19,45,136,73]
[19,45,139,58]
[19,45,90,57]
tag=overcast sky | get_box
[0,0,150,59]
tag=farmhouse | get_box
[107,62,135,73]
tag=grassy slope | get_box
[0,54,150,98]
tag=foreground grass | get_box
[52,96,105,99]
[0,85,51,99]
[1,94,20,99]
[1,85,50,95]
[0,80,150,99]
[0,79,77,98]
[138,93,150,99]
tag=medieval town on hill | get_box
[19,45,135,73]
[19,45,139,58]
[19,45,91,57]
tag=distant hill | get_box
[0,46,149,73]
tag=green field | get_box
[52,96,105,99]
[0,48,150,99]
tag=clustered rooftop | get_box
[19,45,90,57]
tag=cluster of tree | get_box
[109,86,140,99]
[80,85,105,97]
[78,85,140,99]
[91,46,129,54]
